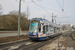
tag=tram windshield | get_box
[29,21,38,33]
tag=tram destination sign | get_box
[32,20,38,23]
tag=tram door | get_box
[54,27,57,34]
[54,27,56,33]
[43,26,46,34]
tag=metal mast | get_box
[18,0,21,37]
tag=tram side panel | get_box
[28,18,62,40]
[50,25,55,37]
[46,25,56,37]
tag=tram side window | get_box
[43,26,45,34]
[46,25,48,32]
[54,27,56,33]
[57,28,58,31]
[50,26,53,33]
[39,24,41,32]
[59,28,60,32]
[57,28,59,32]
[59,28,61,32]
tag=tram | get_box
[28,18,62,40]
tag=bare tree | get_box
[0,10,29,30]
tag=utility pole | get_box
[54,16,56,24]
[52,13,53,23]
[55,19,56,24]
[52,13,57,23]
[18,0,21,37]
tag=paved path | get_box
[0,31,27,37]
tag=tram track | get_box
[1,35,62,50]
[19,36,61,50]
[0,39,31,49]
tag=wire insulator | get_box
[62,9,64,11]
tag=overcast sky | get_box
[0,0,75,25]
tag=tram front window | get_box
[29,23,38,33]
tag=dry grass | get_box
[0,35,28,43]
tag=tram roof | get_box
[31,18,61,28]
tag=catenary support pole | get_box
[52,13,53,23]
[18,0,21,37]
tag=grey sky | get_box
[0,0,75,25]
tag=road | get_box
[0,31,27,37]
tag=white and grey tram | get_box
[28,18,62,40]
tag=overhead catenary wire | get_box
[63,0,64,11]
[37,1,61,12]
[31,0,51,16]
[15,0,26,3]
[57,17,69,18]
[56,0,69,18]
[31,0,50,15]
[15,0,18,2]
[55,0,70,26]
[56,0,63,11]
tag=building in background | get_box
[62,24,74,31]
